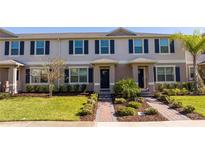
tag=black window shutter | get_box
[20,41,24,55]
[155,39,160,53]
[69,40,73,54]
[128,39,133,54]
[30,41,35,55]
[175,66,180,82]
[153,67,156,82]
[110,40,115,54]
[170,40,175,53]
[64,69,69,83]
[89,68,93,83]
[5,41,9,55]
[45,41,50,55]
[95,40,99,54]
[26,69,30,83]
[144,39,149,53]
[84,40,89,54]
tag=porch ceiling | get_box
[91,58,118,64]
[128,58,157,64]
[0,60,25,67]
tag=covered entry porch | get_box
[0,60,24,94]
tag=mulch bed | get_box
[80,103,98,121]
[114,101,167,122]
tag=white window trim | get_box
[68,66,89,84]
[159,38,170,54]
[155,65,176,83]
[30,67,48,85]
[99,40,110,55]
[133,39,145,54]
[10,41,20,56]
[35,40,46,56]
[73,40,85,55]
[188,65,194,81]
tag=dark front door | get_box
[100,69,110,89]
[138,68,144,88]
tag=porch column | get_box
[93,65,100,93]
[110,65,115,93]
[8,66,17,94]
[132,64,138,85]
[148,65,155,92]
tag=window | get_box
[160,39,169,53]
[11,41,20,55]
[36,41,45,55]
[31,68,48,84]
[100,40,109,54]
[189,66,194,80]
[134,39,143,53]
[156,67,175,82]
[74,40,84,54]
[70,68,88,83]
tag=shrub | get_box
[90,93,98,101]
[170,101,182,109]
[87,99,96,105]
[80,84,87,93]
[0,93,11,100]
[114,98,126,104]
[128,101,141,109]
[59,85,67,93]
[144,107,158,115]
[180,88,188,95]
[182,105,195,114]
[116,107,136,116]
[137,97,144,103]
[79,103,93,116]
[67,84,72,92]
[73,84,80,92]
[156,83,164,92]
[26,85,34,93]
[158,95,173,105]
[154,92,162,98]
[113,79,141,99]
[39,85,49,93]
[198,87,205,95]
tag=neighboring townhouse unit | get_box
[0,27,205,94]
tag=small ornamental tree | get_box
[171,30,205,94]
[42,58,65,97]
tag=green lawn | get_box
[171,96,205,116]
[0,96,87,121]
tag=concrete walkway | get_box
[145,97,190,121]
[95,100,117,122]
[0,120,205,127]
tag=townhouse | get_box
[0,27,204,94]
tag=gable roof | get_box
[0,28,17,38]
[106,27,136,36]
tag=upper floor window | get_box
[11,41,20,55]
[74,40,83,54]
[70,68,88,83]
[160,39,169,53]
[30,68,48,84]
[134,39,143,53]
[156,66,175,82]
[100,40,109,54]
[36,41,45,55]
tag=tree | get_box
[171,30,205,94]
[42,58,65,97]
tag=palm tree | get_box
[171,30,205,94]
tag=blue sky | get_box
[3,27,205,34]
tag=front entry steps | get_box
[140,88,153,97]
[99,89,112,101]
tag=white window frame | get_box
[73,40,84,55]
[99,40,110,55]
[30,67,48,85]
[133,39,144,54]
[68,66,89,84]
[10,41,20,56]
[189,66,194,81]
[35,40,46,55]
[159,38,170,54]
[156,65,176,83]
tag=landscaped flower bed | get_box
[113,97,167,122]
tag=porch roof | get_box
[199,61,205,66]
[128,58,157,64]
[91,58,118,64]
[0,60,25,66]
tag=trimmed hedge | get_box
[116,106,136,116]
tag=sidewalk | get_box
[145,97,190,121]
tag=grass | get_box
[0,96,87,121]
[171,96,205,116]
